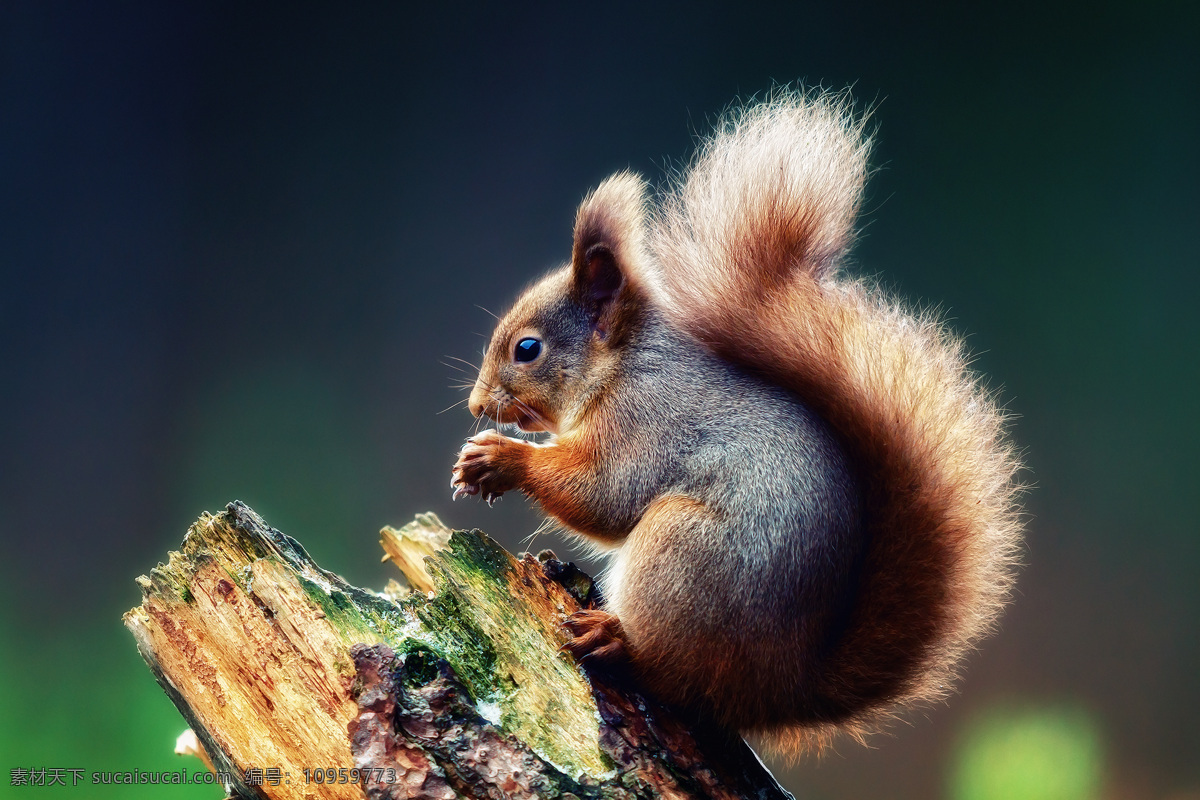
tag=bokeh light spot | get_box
[949,704,1103,800]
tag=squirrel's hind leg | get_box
[561,494,726,684]
[606,497,741,700]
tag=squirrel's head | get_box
[469,172,652,436]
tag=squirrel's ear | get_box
[571,172,649,336]
[578,243,624,335]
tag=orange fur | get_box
[647,90,1022,749]
[521,430,629,544]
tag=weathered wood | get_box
[125,502,793,799]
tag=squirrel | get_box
[450,89,1023,754]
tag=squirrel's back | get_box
[620,90,1023,749]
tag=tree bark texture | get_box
[124,502,793,800]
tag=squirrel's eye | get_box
[514,337,542,363]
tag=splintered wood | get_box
[125,502,793,799]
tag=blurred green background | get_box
[1,1,1196,798]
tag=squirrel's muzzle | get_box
[467,384,490,420]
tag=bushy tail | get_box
[648,90,1024,749]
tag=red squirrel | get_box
[450,90,1023,753]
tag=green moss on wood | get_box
[410,530,613,779]
[131,502,612,783]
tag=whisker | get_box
[441,363,476,379]
[522,517,561,553]
[510,395,551,432]
[445,355,482,371]
[437,397,470,415]
[475,304,501,321]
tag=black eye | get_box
[514,337,542,363]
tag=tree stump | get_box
[124,501,793,799]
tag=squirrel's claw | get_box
[450,430,520,505]
[561,609,629,671]
[451,482,479,501]
[578,640,628,667]
[451,464,481,500]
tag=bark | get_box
[124,502,793,800]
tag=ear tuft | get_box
[571,172,651,336]
[572,172,649,279]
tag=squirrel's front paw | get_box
[451,429,527,505]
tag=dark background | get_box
[1,2,1196,798]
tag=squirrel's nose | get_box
[467,386,487,419]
